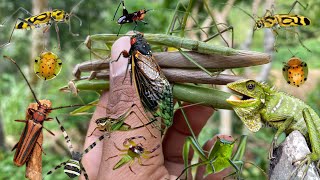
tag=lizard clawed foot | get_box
[290,155,311,180]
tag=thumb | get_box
[96,36,169,179]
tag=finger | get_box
[195,134,234,179]
[96,36,169,180]
[81,91,109,180]
[162,104,214,177]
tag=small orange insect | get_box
[282,56,308,87]
[34,51,62,80]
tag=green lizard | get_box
[226,79,320,178]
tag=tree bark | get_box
[30,0,49,84]
[257,0,275,81]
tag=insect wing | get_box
[277,14,311,27]
[13,120,42,166]
[16,12,52,30]
[133,52,167,112]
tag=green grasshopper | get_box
[177,135,248,180]
[88,103,157,138]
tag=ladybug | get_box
[34,51,62,80]
[282,56,308,87]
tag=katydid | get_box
[176,135,247,180]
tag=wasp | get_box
[112,33,174,133]
[238,1,311,51]
[112,0,151,36]
[0,0,84,49]
[43,117,109,180]
[3,56,82,167]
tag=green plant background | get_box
[0,0,319,179]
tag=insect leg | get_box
[42,126,55,136]
[43,161,67,179]
[203,23,234,48]
[116,24,123,36]
[121,0,129,16]
[113,0,123,21]
[284,28,311,52]
[123,136,146,147]
[137,157,153,166]
[140,20,148,25]
[0,19,18,48]
[54,22,61,50]
[288,1,308,14]
[82,133,109,156]
[128,160,136,174]
[143,144,160,154]
[87,127,98,137]
[126,104,157,138]
[36,141,46,155]
[0,7,33,26]
[44,117,53,121]
[80,163,89,180]
[14,120,28,123]
[133,21,138,31]
[55,117,74,154]
[113,142,127,152]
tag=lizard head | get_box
[226,79,266,132]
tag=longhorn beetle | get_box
[0,0,84,49]
[3,56,82,167]
[236,0,311,51]
[112,0,152,36]
[43,117,109,180]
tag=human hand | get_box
[81,36,228,180]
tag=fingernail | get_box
[110,36,131,79]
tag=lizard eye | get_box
[246,81,256,91]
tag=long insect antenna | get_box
[233,5,257,22]
[113,0,124,21]
[70,0,85,15]
[50,104,85,110]
[68,14,82,36]
[68,0,84,36]
[3,55,41,106]
[144,9,153,13]
[56,117,75,154]
[288,48,299,57]
[72,14,82,27]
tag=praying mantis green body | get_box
[177,135,248,179]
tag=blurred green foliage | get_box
[0,0,319,179]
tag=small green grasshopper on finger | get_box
[89,103,157,138]
[106,135,160,174]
